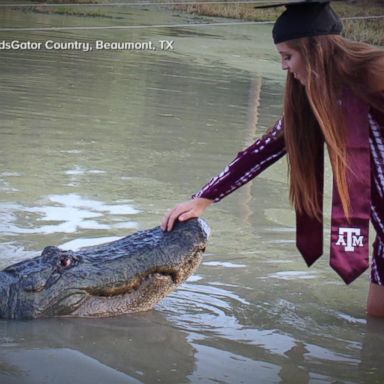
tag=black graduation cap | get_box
[254,0,330,9]
[254,1,343,44]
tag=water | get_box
[1,4,384,384]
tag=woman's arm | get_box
[194,118,286,202]
[161,118,286,231]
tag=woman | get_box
[161,1,384,316]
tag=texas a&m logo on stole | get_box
[335,227,364,252]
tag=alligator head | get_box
[0,219,210,319]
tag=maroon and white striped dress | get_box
[194,99,384,284]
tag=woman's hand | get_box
[161,198,213,232]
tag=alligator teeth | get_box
[145,272,177,284]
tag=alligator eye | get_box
[59,256,72,269]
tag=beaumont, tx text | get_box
[94,40,174,51]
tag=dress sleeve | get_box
[193,118,286,202]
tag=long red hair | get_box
[283,35,384,220]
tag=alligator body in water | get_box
[0,219,209,319]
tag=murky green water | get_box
[1,4,383,384]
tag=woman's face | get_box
[276,42,307,86]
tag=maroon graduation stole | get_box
[296,90,370,284]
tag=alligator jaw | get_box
[68,252,203,318]
[69,274,178,318]
[85,270,179,298]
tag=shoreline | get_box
[173,1,384,46]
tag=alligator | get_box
[0,218,209,319]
